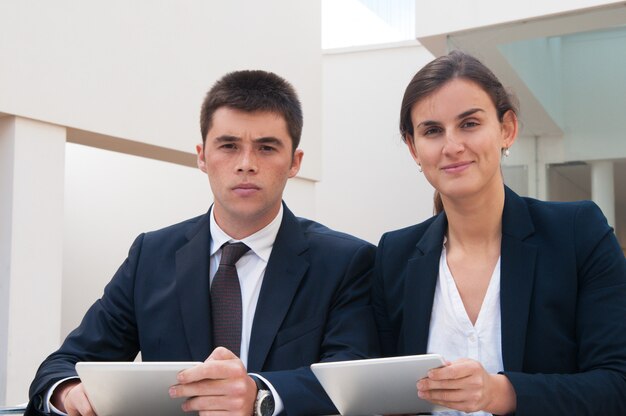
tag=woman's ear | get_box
[406,134,420,165]
[501,110,519,150]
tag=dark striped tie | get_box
[211,242,250,356]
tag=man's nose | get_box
[236,148,258,172]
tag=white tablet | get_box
[76,361,202,416]
[311,354,450,416]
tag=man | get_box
[26,70,378,415]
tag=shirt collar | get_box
[209,205,283,263]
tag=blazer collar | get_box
[402,186,538,370]
[499,186,537,371]
[247,203,309,371]
[174,203,309,367]
[501,186,535,240]
[413,186,535,251]
[403,213,447,354]
[176,210,213,361]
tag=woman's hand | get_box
[417,358,516,414]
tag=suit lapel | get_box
[175,212,213,361]
[403,188,538,369]
[247,206,308,372]
[402,214,447,355]
[499,187,537,372]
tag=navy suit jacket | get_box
[28,204,379,415]
[372,187,626,415]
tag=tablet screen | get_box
[312,354,449,415]
[76,361,201,416]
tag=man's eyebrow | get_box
[254,137,284,147]
[211,135,285,147]
[214,135,240,142]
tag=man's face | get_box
[197,107,303,238]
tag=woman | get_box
[372,50,626,415]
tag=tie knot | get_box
[219,242,250,266]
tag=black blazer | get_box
[372,186,626,415]
[28,204,379,415]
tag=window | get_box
[322,0,415,49]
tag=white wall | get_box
[319,44,436,244]
[0,0,322,179]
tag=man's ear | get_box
[501,110,518,150]
[196,143,207,173]
[288,149,304,178]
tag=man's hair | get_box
[200,70,303,152]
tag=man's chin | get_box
[223,203,279,222]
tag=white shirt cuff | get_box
[44,376,80,415]
[249,373,284,416]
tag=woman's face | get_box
[407,78,517,203]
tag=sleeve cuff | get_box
[44,376,80,415]
[249,372,284,416]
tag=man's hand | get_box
[416,358,516,415]
[170,347,258,415]
[51,381,96,416]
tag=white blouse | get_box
[426,244,504,416]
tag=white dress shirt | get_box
[47,206,285,415]
[209,205,285,414]
[427,243,503,416]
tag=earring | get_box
[418,164,423,172]
[503,148,510,157]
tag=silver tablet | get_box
[76,361,201,416]
[311,354,450,416]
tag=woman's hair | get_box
[399,50,519,214]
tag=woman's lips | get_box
[441,161,473,173]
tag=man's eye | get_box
[220,143,236,149]
[461,120,479,128]
[259,145,276,152]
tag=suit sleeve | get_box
[504,202,626,415]
[26,234,144,415]
[260,242,380,415]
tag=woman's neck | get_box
[442,183,505,251]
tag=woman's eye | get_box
[424,127,442,136]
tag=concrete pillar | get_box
[0,116,65,405]
[521,135,549,201]
[590,160,616,229]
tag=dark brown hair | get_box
[200,70,303,152]
[399,50,518,214]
